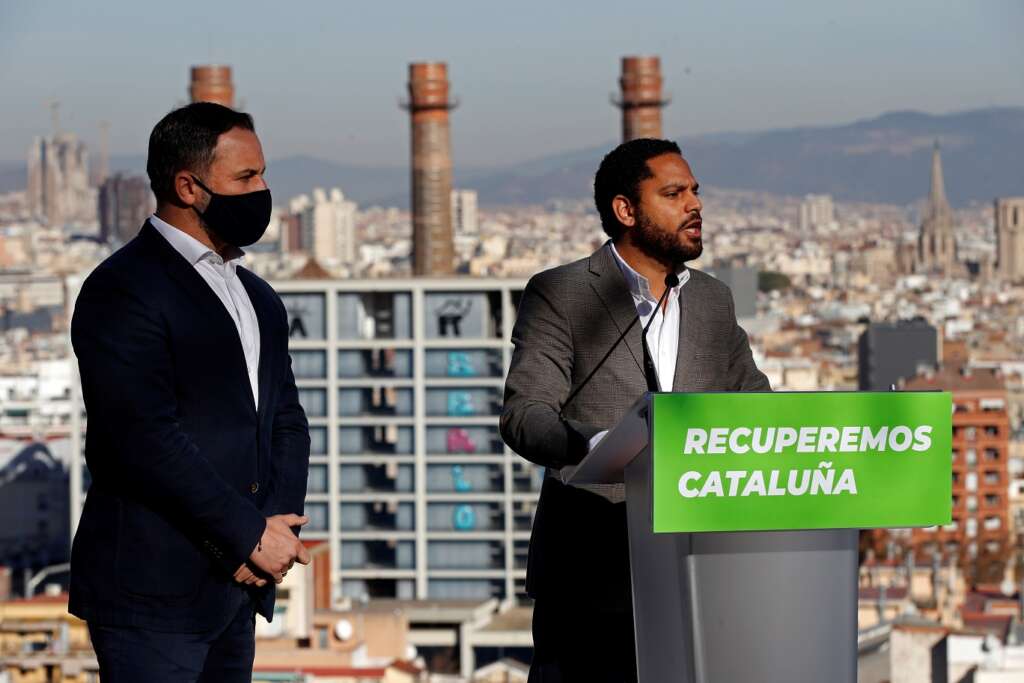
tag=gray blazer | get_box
[499,241,771,606]
[502,241,770,470]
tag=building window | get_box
[307,464,328,494]
[341,540,414,569]
[297,388,327,417]
[305,502,328,531]
[339,426,414,455]
[423,292,503,339]
[426,463,504,493]
[340,502,414,531]
[427,502,503,531]
[424,387,502,417]
[427,579,503,600]
[290,350,327,379]
[965,518,978,537]
[339,387,413,417]
[338,349,413,378]
[337,292,412,340]
[426,426,504,455]
[340,463,414,493]
[281,293,326,340]
[428,541,503,570]
[965,449,977,466]
[424,348,504,378]
[309,426,327,455]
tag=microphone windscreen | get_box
[665,273,680,289]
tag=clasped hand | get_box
[233,514,311,588]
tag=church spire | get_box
[928,140,950,218]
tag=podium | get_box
[559,391,952,683]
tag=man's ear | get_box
[612,195,636,228]
[174,172,202,208]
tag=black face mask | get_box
[190,176,272,248]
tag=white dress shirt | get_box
[589,243,690,451]
[150,215,261,410]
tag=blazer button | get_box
[250,482,259,494]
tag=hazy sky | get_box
[2,0,1022,167]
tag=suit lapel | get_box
[673,271,714,392]
[588,243,644,372]
[141,222,257,415]
[238,269,274,423]
[673,277,693,391]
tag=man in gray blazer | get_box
[500,138,770,682]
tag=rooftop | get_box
[904,366,1005,393]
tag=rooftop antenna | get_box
[45,99,61,135]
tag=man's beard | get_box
[632,209,703,269]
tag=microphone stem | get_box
[559,313,642,418]
[560,274,676,417]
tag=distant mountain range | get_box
[3,107,1022,207]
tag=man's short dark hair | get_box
[593,138,682,240]
[146,102,255,204]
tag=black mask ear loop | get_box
[189,175,215,200]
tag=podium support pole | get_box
[624,442,859,683]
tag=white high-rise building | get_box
[451,189,479,237]
[290,188,357,267]
[26,133,96,227]
[799,194,835,233]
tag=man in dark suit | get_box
[500,139,770,682]
[70,102,311,681]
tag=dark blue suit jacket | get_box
[69,221,310,633]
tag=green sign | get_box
[651,392,952,533]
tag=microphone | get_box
[560,271,680,418]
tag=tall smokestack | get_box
[403,62,456,276]
[190,65,235,108]
[613,56,669,142]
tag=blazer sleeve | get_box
[71,267,267,568]
[263,297,311,520]
[724,287,772,392]
[500,274,598,469]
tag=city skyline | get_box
[1,1,1023,166]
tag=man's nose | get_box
[688,195,702,214]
